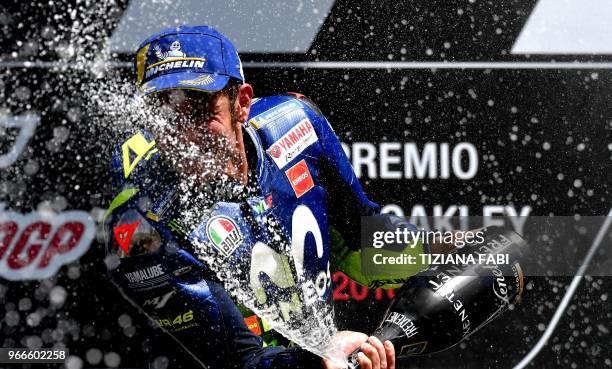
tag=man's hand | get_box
[322,331,395,369]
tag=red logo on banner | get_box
[0,209,95,280]
[113,220,141,253]
[285,159,314,198]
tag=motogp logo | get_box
[0,207,95,280]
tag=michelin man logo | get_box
[154,40,186,60]
[0,115,39,169]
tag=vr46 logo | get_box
[155,310,194,328]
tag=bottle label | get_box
[428,276,473,337]
[384,312,419,339]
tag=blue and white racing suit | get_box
[103,94,428,368]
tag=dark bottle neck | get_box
[373,311,420,344]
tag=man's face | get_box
[149,88,241,185]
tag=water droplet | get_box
[49,286,67,306]
[104,352,121,368]
[66,355,83,369]
[86,348,103,364]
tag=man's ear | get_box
[235,83,254,123]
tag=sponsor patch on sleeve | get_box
[285,159,315,198]
[249,100,302,129]
[266,118,318,169]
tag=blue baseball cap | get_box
[134,25,245,96]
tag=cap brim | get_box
[136,72,230,97]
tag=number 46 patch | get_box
[155,310,194,328]
[121,132,158,178]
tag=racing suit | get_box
[103,94,429,368]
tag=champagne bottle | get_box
[347,226,527,368]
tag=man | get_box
[104,26,427,369]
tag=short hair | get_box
[224,78,242,106]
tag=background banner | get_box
[0,1,610,368]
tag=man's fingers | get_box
[361,342,380,369]
[358,352,372,369]
[336,331,368,355]
[385,341,395,369]
[368,336,387,369]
